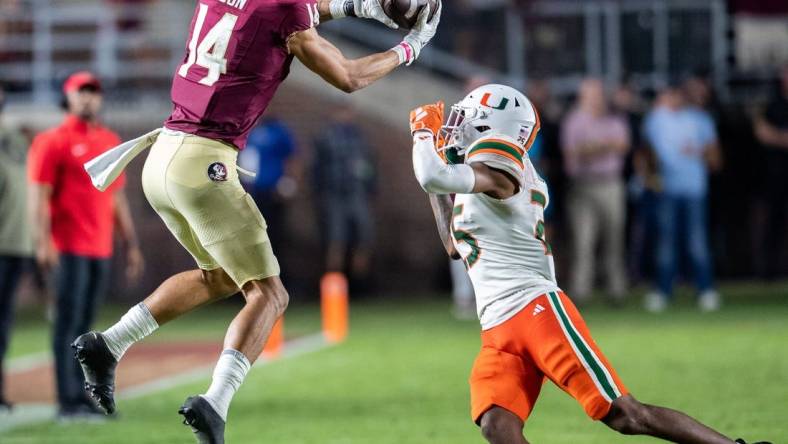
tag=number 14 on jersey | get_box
[178,3,238,86]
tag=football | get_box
[382,0,439,30]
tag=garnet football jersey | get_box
[165,0,319,149]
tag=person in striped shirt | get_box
[408,84,769,444]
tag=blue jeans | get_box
[655,194,714,296]
[53,254,110,410]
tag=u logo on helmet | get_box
[480,93,509,110]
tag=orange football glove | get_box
[436,131,448,149]
[409,101,445,137]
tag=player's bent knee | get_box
[603,395,652,436]
[201,268,240,299]
[269,286,289,316]
[243,277,289,317]
[479,407,524,444]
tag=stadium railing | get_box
[2,0,733,104]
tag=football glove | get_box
[393,0,442,65]
[329,0,399,29]
[409,101,444,136]
[410,101,448,162]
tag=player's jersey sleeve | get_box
[27,131,62,186]
[279,0,319,43]
[465,134,526,187]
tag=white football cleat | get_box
[644,291,668,313]
[698,290,721,312]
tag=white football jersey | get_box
[452,146,560,330]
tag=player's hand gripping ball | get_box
[383,0,438,29]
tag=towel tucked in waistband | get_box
[83,128,163,192]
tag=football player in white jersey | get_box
[408,84,769,444]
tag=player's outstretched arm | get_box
[320,0,399,28]
[290,0,440,92]
[409,102,518,199]
[412,133,517,198]
[289,28,400,93]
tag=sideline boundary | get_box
[0,333,332,434]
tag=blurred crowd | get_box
[517,65,788,312]
[238,102,377,291]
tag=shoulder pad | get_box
[465,134,525,169]
[465,134,525,187]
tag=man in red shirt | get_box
[27,71,143,419]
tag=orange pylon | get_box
[262,316,284,358]
[321,272,349,343]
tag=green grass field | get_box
[3,283,787,444]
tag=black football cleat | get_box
[71,331,118,415]
[736,439,773,444]
[179,396,225,444]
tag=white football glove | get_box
[329,0,399,29]
[394,0,442,66]
[355,0,400,29]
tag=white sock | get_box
[201,350,251,422]
[102,303,159,361]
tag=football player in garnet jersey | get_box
[409,85,771,444]
[72,1,440,442]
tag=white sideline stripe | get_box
[0,333,332,434]
[7,352,51,373]
[0,404,55,433]
[123,333,331,400]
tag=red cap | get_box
[63,71,102,94]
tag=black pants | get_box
[53,254,110,410]
[763,152,788,278]
[0,255,27,401]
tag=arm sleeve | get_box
[280,0,318,43]
[27,132,60,186]
[412,134,475,194]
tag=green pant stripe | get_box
[548,292,620,401]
